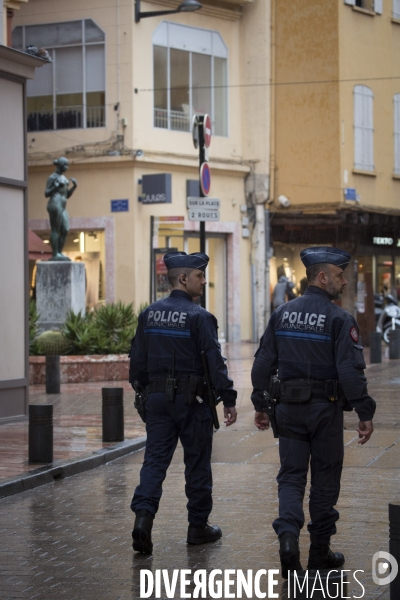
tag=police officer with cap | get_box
[251,246,375,577]
[129,251,237,554]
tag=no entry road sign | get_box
[204,114,212,148]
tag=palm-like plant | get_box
[62,310,99,354]
[95,302,137,354]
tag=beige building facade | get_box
[270,0,400,319]
[0,18,45,421]
[13,0,271,343]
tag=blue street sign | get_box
[344,188,357,201]
[111,199,129,212]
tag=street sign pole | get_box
[198,118,206,307]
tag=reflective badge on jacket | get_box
[276,311,331,342]
[144,310,190,337]
[350,326,359,342]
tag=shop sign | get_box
[156,216,184,223]
[373,237,394,246]
[111,199,129,212]
[140,174,172,204]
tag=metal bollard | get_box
[29,404,53,463]
[46,355,60,394]
[369,331,382,363]
[102,387,124,442]
[389,329,400,360]
[389,502,400,598]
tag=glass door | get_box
[184,233,227,341]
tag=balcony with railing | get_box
[27,106,105,132]
[154,108,190,132]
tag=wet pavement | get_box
[0,381,146,482]
[0,342,399,599]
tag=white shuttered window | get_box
[394,94,400,174]
[354,85,374,171]
[86,45,105,93]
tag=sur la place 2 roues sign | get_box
[189,114,220,222]
[187,197,220,222]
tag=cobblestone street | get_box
[0,343,399,599]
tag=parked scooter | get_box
[376,294,400,344]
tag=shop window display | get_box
[30,230,105,309]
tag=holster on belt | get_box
[186,375,205,405]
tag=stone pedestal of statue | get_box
[36,261,86,332]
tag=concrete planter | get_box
[29,355,129,385]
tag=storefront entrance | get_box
[151,216,228,340]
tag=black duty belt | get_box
[279,378,338,405]
[280,396,335,405]
[148,376,206,404]
[148,380,190,394]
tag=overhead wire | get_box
[137,75,400,93]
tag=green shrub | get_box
[62,310,99,355]
[94,302,137,354]
[30,302,147,356]
[61,302,146,355]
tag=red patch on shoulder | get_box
[350,326,359,342]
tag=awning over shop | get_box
[28,229,52,261]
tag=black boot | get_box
[187,523,222,545]
[279,532,302,579]
[307,543,345,570]
[132,509,154,554]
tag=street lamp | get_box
[135,0,202,23]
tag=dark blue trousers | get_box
[273,402,344,545]
[131,393,213,526]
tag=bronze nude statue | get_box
[45,157,77,261]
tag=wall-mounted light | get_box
[79,232,85,253]
[135,0,202,23]
[43,240,50,244]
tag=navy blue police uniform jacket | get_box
[251,286,376,421]
[129,289,237,407]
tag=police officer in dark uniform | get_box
[129,251,237,554]
[251,246,375,577]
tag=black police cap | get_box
[300,246,351,270]
[163,251,209,271]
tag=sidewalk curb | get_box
[0,436,146,500]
